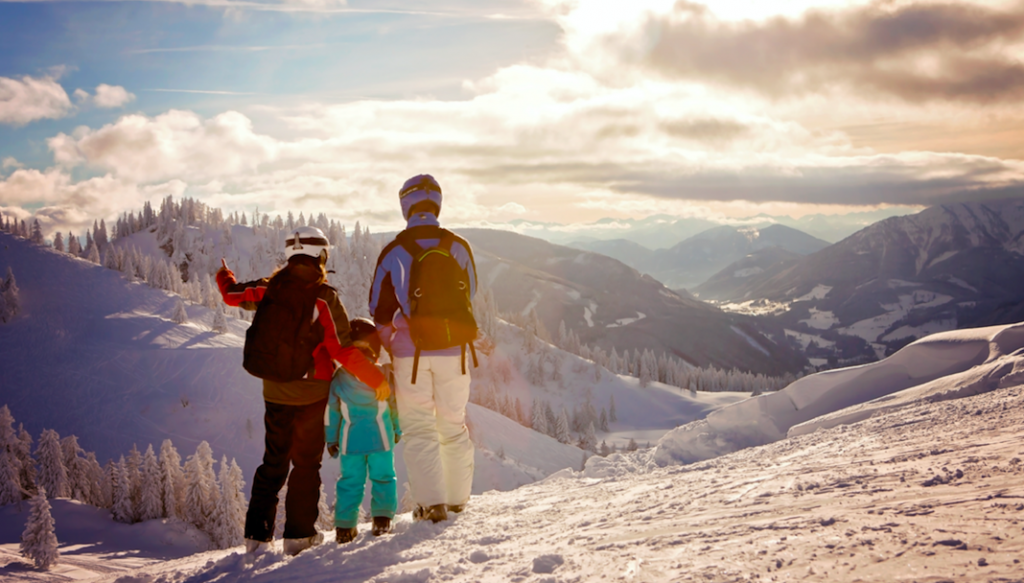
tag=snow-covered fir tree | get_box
[59,435,89,503]
[208,456,245,549]
[555,409,571,444]
[15,424,36,495]
[171,300,188,324]
[0,448,24,508]
[53,231,64,253]
[67,232,81,256]
[531,401,548,435]
[138,445,163,521]
[125,445,143,520]
[159,439,184,520]
[83,452,109,508]
[110,456,134,524]
[36,430,68,499]
[1,267,20,323]
[211,306,228,334]
[183,441,218,532]
[20,487,59,570]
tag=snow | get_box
[784,329,835,350]
[10,230,1024,581]
[732,266,763,278]
[582,307,594,327]
[654,322,1023,466]
[839,291,955,354]
[714,298,790,317]
[799,307,838,330]
[880,317,957,342]
[730,325,769,356]
[793,284,832,301]
[946,275,978,292]
[605,312,645,328]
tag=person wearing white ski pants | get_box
[393,354,474,508]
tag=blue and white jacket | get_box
[369,213,477,359]
[326,366,400,456]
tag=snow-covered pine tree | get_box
[183,441,218,531]
[315,483,333,532]
[580,421,597,452]
[608,395,617,422]
[531,401,548,435]
[555,409,571,444]
[211,306,228,334]
[20,487,59,569]
[30,219,44,244]
[110,456,134,523]
[599,408,609,432]
[36,430,68,499]
[159,439,184,519]
[83,452,109,508]
[53,232,64,253]
[171,299,188,324]
[59,435,89,503]
[2,267,20,323]
[138,445,162,521]
[0,448,24,508]
[68,232,81,256]
[86,244,100,264]
[15,424,36,495]
[125,445,142,520]
[208,456,244,549]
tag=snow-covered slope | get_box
[0,232,742,503]
[5,330,1023,581]
[654,321,1024,466]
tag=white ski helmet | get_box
[285,226,330,262]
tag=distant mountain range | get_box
[455,228,807,376]
[568,224,830,290]
[694,199,1024,365]
[496,206,917,249]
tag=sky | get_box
[2,0,1024,236]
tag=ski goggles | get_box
[400,180,442,198]
[286,235,329,248]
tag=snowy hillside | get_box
[0,230,744,504]
[4,320,1024,581]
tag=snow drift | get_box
[654,321,1024,465]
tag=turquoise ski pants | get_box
[335,450,397,528]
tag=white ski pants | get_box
[393,355,474,508]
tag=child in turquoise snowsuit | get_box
[326,318,400,542]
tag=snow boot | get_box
[372,517,392,536]
[283,531,323,556]
[336,527,358,544]
[413,504,448,523]
[446,504,465,514]
[245,538,271,558]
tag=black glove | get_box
[327,444,339,458]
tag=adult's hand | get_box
[327,444,339,458]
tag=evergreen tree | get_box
[171,300,188,324]
[159,439,184,519]
[599,440,611,456]
[209,456,244,549]
[15,424,36,495]
[580,421,597,452]
[59,436,88,503]
[53,232,64,253]
[626,438,638,452]
[599,408,609,432]
[30,219,44,244]
[111,457,133,523]
[36,430,68,499]
[555,409,571,444]
[125,445,142,520]
[608,394,617,422]
[68,232,81,256]
[86,244,100,264]
[2,267,20,323]
[531,401,548,435]
[83,452,109,508]
[20,487,59,569]
[138,445,162,521]
[211,306,228,334]
[183,441,218,531]
[0,448,24,508]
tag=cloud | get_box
[49,110,278,182]
[0,74,73,126]
[630,1,1024,103]
[2,157,23,170]
[92,84,135,108]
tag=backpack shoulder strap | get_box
[444,230,477,289]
